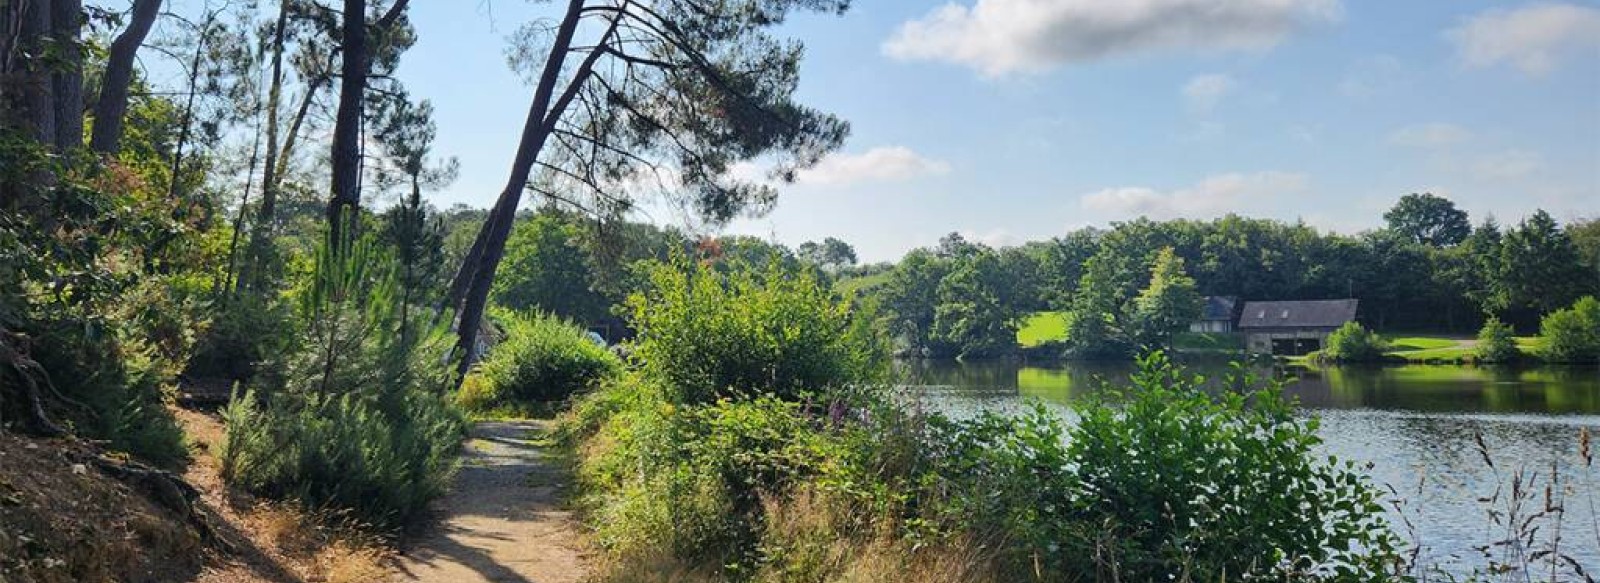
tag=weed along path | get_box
[391,420,592,583]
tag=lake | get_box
[901,359,1600,573]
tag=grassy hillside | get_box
[1017,311,1069,347]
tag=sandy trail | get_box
[390,420,592,583]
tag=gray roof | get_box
[1199,296,1237,321]
[1237,299,1358,329]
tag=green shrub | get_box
[1061,354,1398,579]
[625,259,886,404]
[1474,316,1521,364]
[220,237,466,529]
[186,292,294,383]
[1539,296,1600,363]
[461,309,621,411]
[1320,321,1391,363]
[28,322,189,469]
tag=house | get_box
[1189,296,1239,334]
[1238,299,1358,356]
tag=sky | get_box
[389,0,1599,263]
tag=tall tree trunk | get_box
[325,0,367,246]
[167,10,218,202]
[49,0,81,151]
[276,70,328,181]
[88,0,161,154]
[19,0,55,147]
[452,0,615,375]
[238,0,290,293]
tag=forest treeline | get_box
[851,195,1599,359]
[489,194,1600,361]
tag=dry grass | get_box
[173,406,397,583]
[585,488,1000,583]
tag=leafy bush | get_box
[1539,296,1600,364]
[1061,354,1398,579]
[1474,316,1521,364]
[459,309,621,411]
[625,259,886,404]
[221,237,466,528]
[1319,321,1391,363]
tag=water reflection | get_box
[897,359,1600,415]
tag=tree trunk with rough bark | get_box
[325,0,367,246]
[49,0,81,151]
[452,0,607,376]
[88,0,161,154]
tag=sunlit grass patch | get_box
[1017,311,1069,347]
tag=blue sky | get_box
[395,0,1598,262]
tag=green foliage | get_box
[1384,192,1470,247]
[186,293,295,383]
[1067,354,1398,579]
[1538,296,1600,364]
[492,211,610,323]
[0,127,213,465]
[1063,251,1135,359]
[1474,317,1521,364]
[27,320,190,468]
[1320,321,1391,363]
[625,259,886,404]
[220,235,466,528]
[932,251,1018,359]
[1126,247,1201,349]
[221,384,463,529]
[1498,210,1588,322]
[459,309,622,410]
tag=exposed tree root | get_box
[2,328,71,436]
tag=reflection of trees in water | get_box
[900,360,1600,415]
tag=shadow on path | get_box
[390,420,591,583]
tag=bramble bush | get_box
[456,309,622,412]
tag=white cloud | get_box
[882,0,1343,76]
[1081,171,1309,220]
[1472,150,1545,180]
[1387,123,1471,148]
[960,228,1021,248]
[1182,74,1236,112]
[795,146,951,186]
[1448,3,1600,76]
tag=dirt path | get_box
[390,420,592,583]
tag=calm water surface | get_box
[900,359,1600,572]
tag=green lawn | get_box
[1386,336,1459,351]
[1379,334,1543,363]
[1018,311,1069,347]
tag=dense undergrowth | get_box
[558,258,1406,582]
[456,309,622,414]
